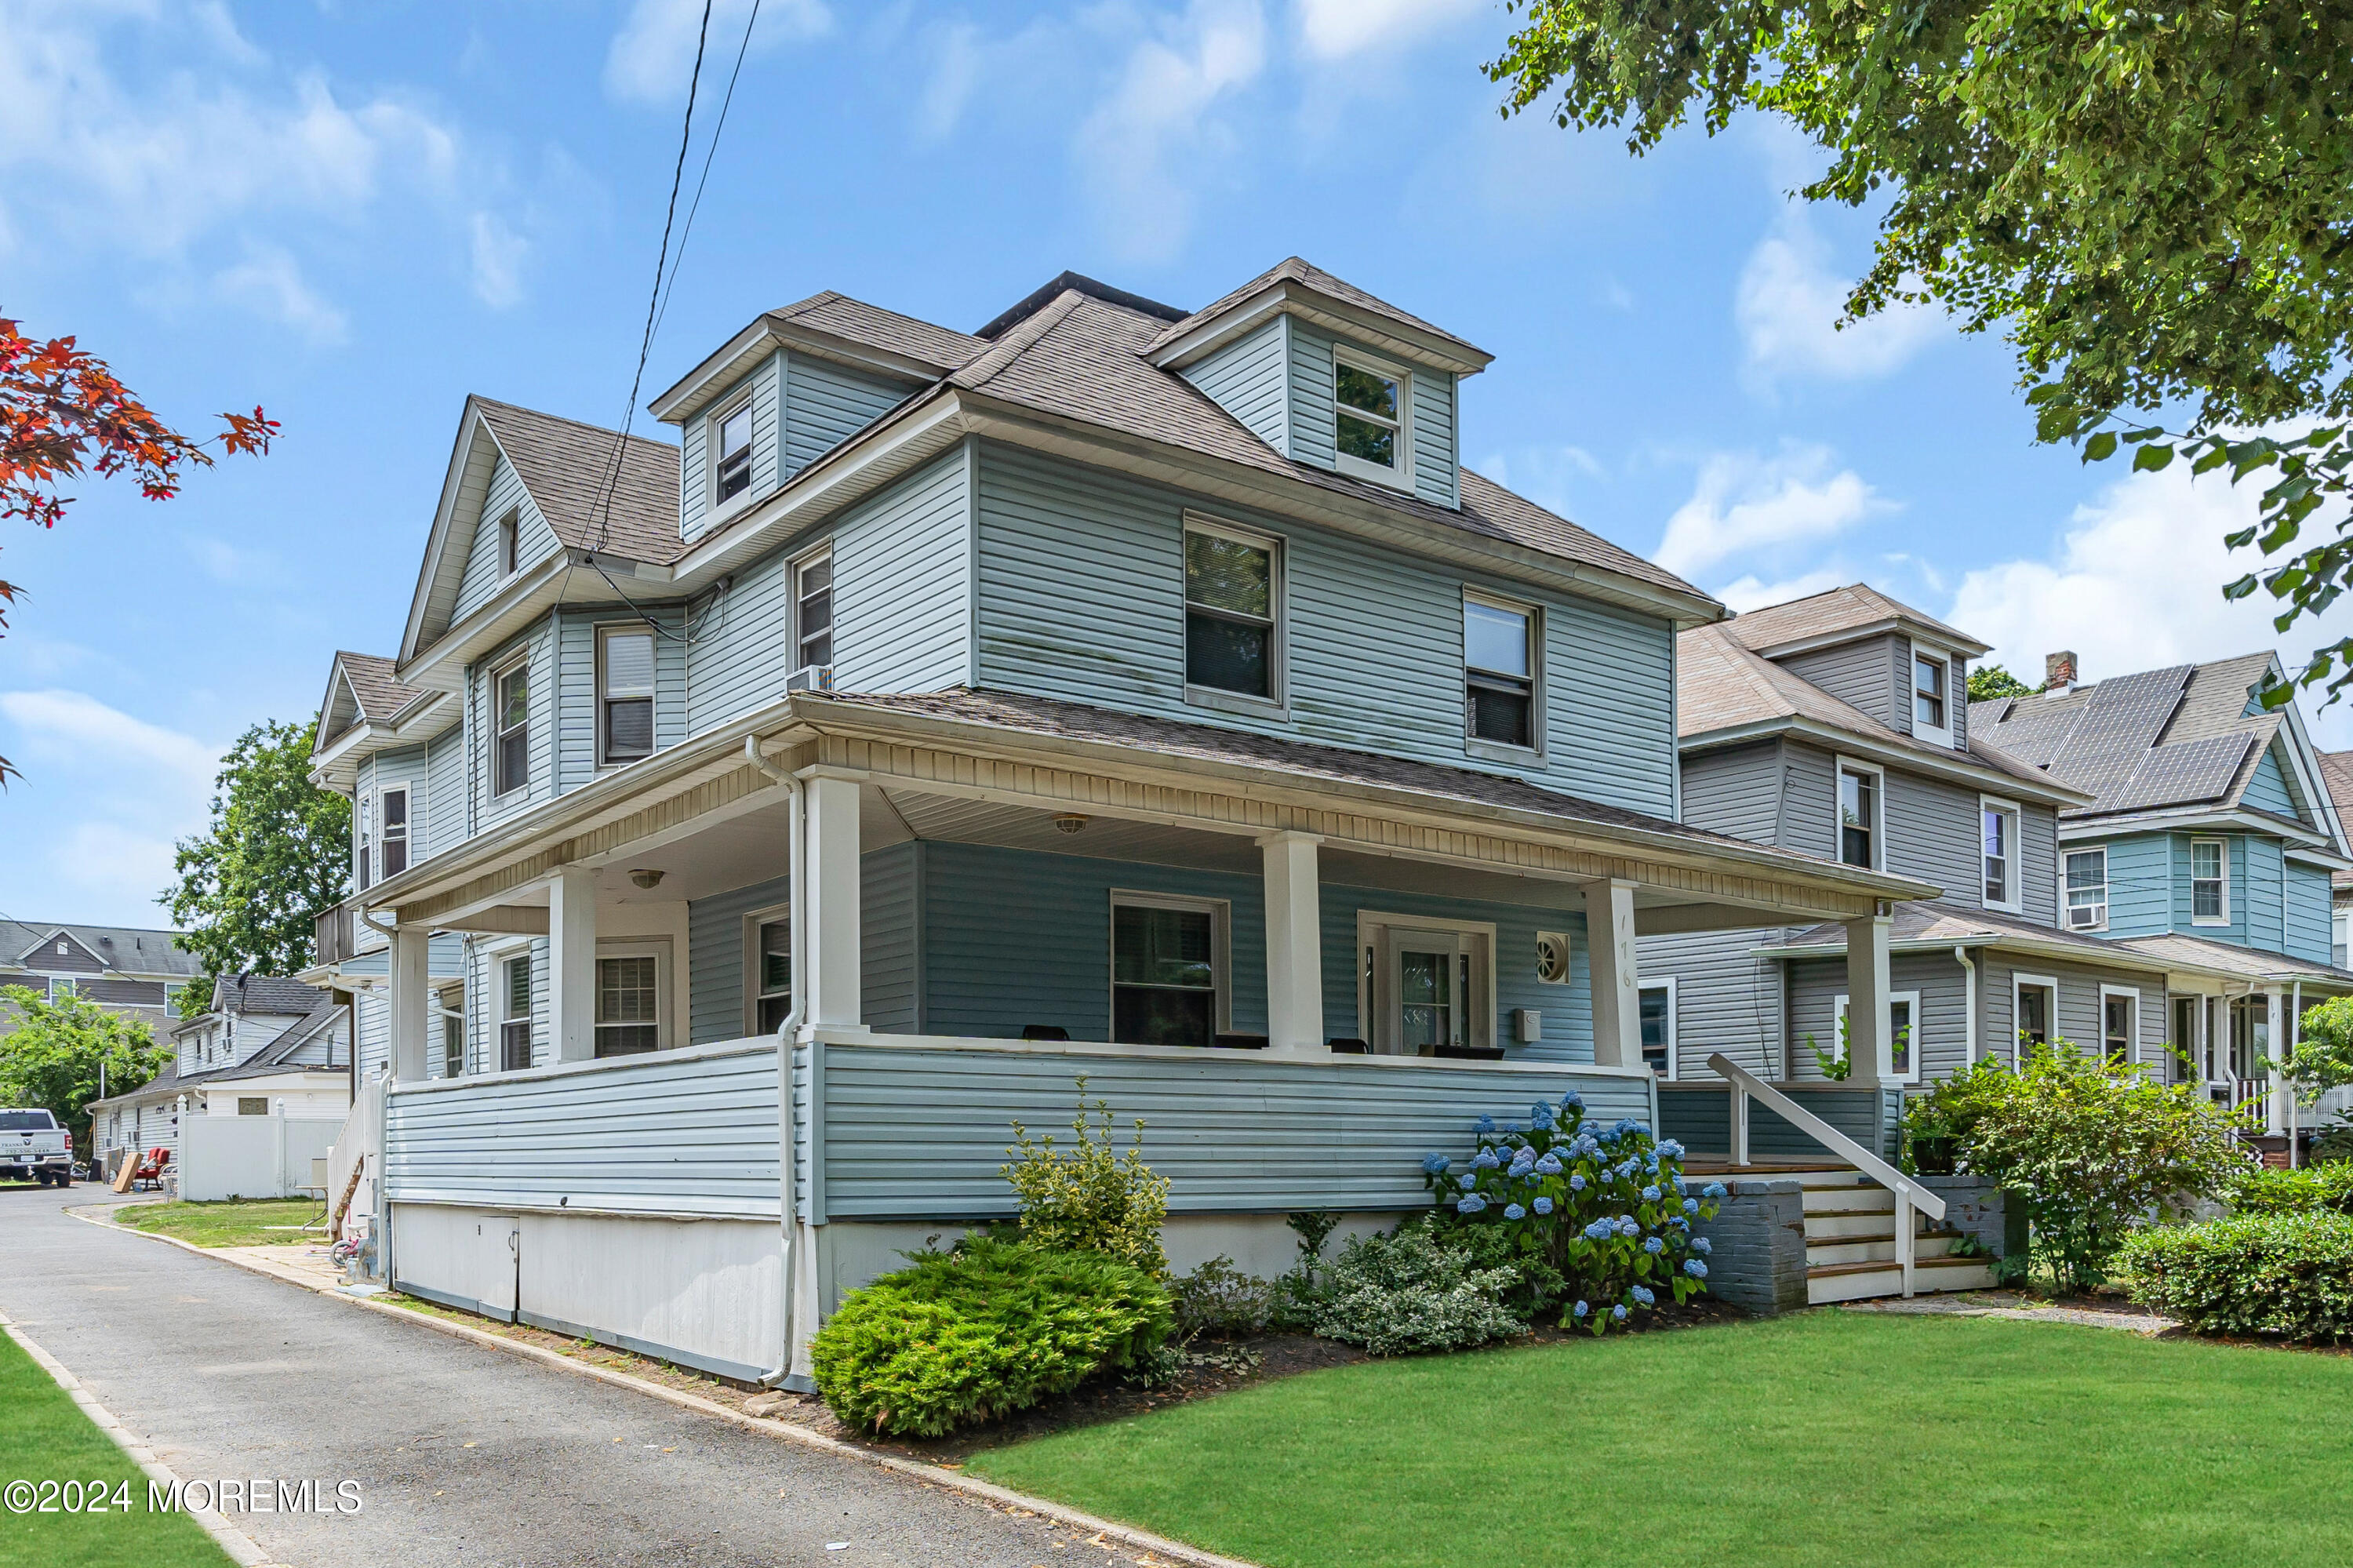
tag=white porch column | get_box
[548,865,598,1063]
[387,925,430,1082]
[1844,910,1894,1084]
[1260,831,1325,1055]
[1584,878,1640,1069]
[2267,987,2289,1137]
[802,770,864,1030]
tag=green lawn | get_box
[117,1198,322,1248]
[0,1330,234,1568]
[969,1312,2353,1568]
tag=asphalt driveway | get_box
[0,1184,1158,1566]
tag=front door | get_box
[1386,929,1466,1054]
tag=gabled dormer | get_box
[1716,584,1988,751]
[1147,258,1492,512]
[648,293,984,542]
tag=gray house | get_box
[307,260,1951,1381]
[0,919,201,1039]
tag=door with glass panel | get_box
[1384,929,1471,1054]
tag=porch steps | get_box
[1786,1169,1999,1305]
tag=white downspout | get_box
[745,737,815,1392]
[1954,947,1977,1068]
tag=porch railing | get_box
[1709,1053,1946,1298]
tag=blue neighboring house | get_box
[305,260,1953,1381]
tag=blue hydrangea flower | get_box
[1531,1102,1557,1130]
[1644,1235,1665,1254]
[1672,1173,1687,1194]
[1612,1304,1629,1321]
[1573,1300,1589,1319]
[1583,1218,1614,1241]
[1615,1217,1640,1239]
[1645,1155,1660,1173]
[1534,1152,1563,1176]
[1473,1149,1500,1170]
[1560,1090,1584,1111]
[1631,1285,1655,1307]
[1683,1198,1700,1215]
[1422,1153,1452,1175]
[1533,1196,1554,1215]
[1667,1216,1689,1232]
[1703,1182,1727,1199]
[1685,1259,1708,1278]
[1568,1174,1586,1192]
[1457,1194,1488,1214]
[1475,1112,1496,1133]
[1459,1173,1478,1191]
[1693,1236,1712,1255]
[1657,1139,1686,1160]
[1616,1118,1645,1137]
[1506,1122,1523,1136]
[1642,1184,1661,1202]
[1504,1203,1526,1221]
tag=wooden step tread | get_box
[1806,1254,1992,1279]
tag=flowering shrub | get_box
[1002,1076,1170,1276]
[1423,1093,1721,1333]
[1307,1217,1528,1355]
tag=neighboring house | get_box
[1973,651,2353,1142]
[0,919,202,1039]
[308,259,1956,1382]
[1640,586,2191,1102]
[86,974,350,1169]
[2318,749,2353,970]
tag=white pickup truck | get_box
[2,1109,73,1186]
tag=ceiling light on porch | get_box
[629,868,666,890]
[1052,813,1089,835]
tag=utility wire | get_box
[652,0,762,349]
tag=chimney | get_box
[2045,650,2078,693]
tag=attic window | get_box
[498,510,520,577]
[1333,351,1410,488]
[713,402,754,505]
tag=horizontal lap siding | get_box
[831,449,969,693]
[2246,747,2298,818]
[680,358,779,543]
[2020,804,2059,925]
[1884,769,1985,915]
[682,851,918,1046]
[1638,928,1784,1079]
[2102,834,2171,936]
[424,722,466,859]
[686,547,791,732]
[1287,321,1337,469]
[1681,743,1784,846]
[786,356,915,478]
[2287,861,2334,964]
[384,1045,781,1217]
[817,1044,1652,1218]
[1786,952,1971,1084]
[2246,835,2286,954]
[689,875,790,1046]
[1783,636,1903,733]
[1980,954,2166,1067]
[471,620,557,833]
[862,843,919,1034]
[1318,882,1592,1061]
[453,453,558,623]
[1551,598,1676,817]
[1180,318,1289,453]
[555,606,688,793]
[1780,743,1839,860]
[1409,369,1458,508]
[1660,1084,1893,1160]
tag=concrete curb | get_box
[71,1206,1260,1568]
[0,1308,290,1568]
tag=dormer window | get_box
[1333,350,1410,488]
[1912,647,1953,743]
[713,401,754,506]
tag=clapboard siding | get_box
[2099,835,2170,936]
[2018,801,2059,926]
[1980,954,2166,1066]
[1778,742,1840,860]
[786,355,916,478]
[2246,744,2299,819]
[1318,881,1594,1061]
[1680,742,1785,845]
[863,843,919,1034]
[688,875,790,1046]
[384,1042,783,1217]
[467,618,558,833]
[684,544,794,733]
[816,1042,1654,1218]
[1638,926,1786,1079]
[831,447,971,693]
[1409,368,1459,508]
[683,852,921,1046]
[678,357,780,543]
[424,722,467,859]
[1782,635,1904,733]
[2246,834,2286,953]
[554,605,689,793]
[973,442,1678,816]
[2287,860,2334,964]
[1180,317,1289,453]
[1786,951,1973,1084]
[1882,769,1988,915]
[1287,318,1337,469]
[453,451,561,623]
[1657,1082,1897,1160]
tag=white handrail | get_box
[1707,1053,1943,1298]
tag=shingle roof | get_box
[2110,931,2353,987]
[769,291,991,372]
[1764,900,2175,972]
[208,973,329,1017]
[1147,256,1488,363]
[1969,653,2289,822]
[0,922,199,977]
[335,652,428,725]
[2320,750,2353,890]
[945,289,1701,601]
[1678,623,2064,794]
[472,398,683,566]
[1718,583,1987,657]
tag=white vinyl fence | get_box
[178,1114,345,1202]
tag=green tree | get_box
[1967,665,2037,703]
[1488,0,2353,702]
[0,986,170,1158]
[2274,995,2353,1107]
[162,717,349,995]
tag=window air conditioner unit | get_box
[787,665,835,693]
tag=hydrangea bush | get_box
[1422,1092,1722,1333]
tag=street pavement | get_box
[0,1183,1157,1566]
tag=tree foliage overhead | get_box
[162,717,349,995]
[0,985,171,1156]
[1966,664,2037,703]
[1489,0,2353,696]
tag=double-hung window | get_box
[355,788,373,890]
[598,627,656,766]
[2065,848,2109,930]
[1835,991,1921,1083]
[2191,838,2229,924]
[1639,982,1676,1078]
[1837,763,1879,870]
[439,985,465,1078]
[1464,595,1537,750]
[499,953,533,1071]
[494,662,529,798]
[795,554,834,673]
[712,401,754,505]
[1333,351,1410,487]
[1980,799,2018,911]
[2101,987,2138,1067]
[498,509,520,577]
[380,785,409,880]
[595,951,662,1057]
[751,915,792,1034]
[1184,522,1279,702]
[1914,652,1947,730]
[1110,894,1224,1049]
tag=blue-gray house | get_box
[307,261,1938,1381]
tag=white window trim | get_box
[1835,988,1924,1085]
[1910,640,1955,747]
[1108,890,1233,1042]
[594,937,672,1057]
[2010,971,2059,1068]
[1352,909,1500,1055]
[1331,344,1414,491]
[2190,835,2231,926]
[2099,983,2141,1068]
[788,542,834,682]
[1834,755,1886,872]
[2064,846,2111,933]
[1979,794,2022,915]
[1462,588,1545,763]
[378,783,412,882]
[595,621,658,770]
[1180,511,1288,718]
[496,508,521,580]
[493,657,531,799]
[1640,977,1678,1080]
[707,394,757,517]
[489,937,536,1075]
[435,982,467,1079]
[741,901,793,1038]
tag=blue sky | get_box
[3,0,2344,930]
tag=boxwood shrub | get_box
[2120,1213,2353,1343]
[2228,1163,2353,1216]
[809,1238,1173,1437]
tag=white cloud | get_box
[1655,444,1887,577]
[1736,208,1941,386]
[0,689,220,787]
[604,0,832,107]
[1076,0,1268,263]
[468,210,528,309]
[1714,567,1851,615]
[1294,0,1484,57]
[1951,464,2353,740]
[213,244,347,344]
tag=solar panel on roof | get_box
[2040,665,2194,795]
[2102,732,2256,813]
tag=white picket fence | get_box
[177,1113,345,1202]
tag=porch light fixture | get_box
[629,868,666,890]
[1052,813,1089,835]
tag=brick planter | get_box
[1916,1173,2023,1260]
[1693,1178,1809,1315]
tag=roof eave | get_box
[1679,715,2095,807]
[1149,280,1493,377]
[1741,614,1992,663]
